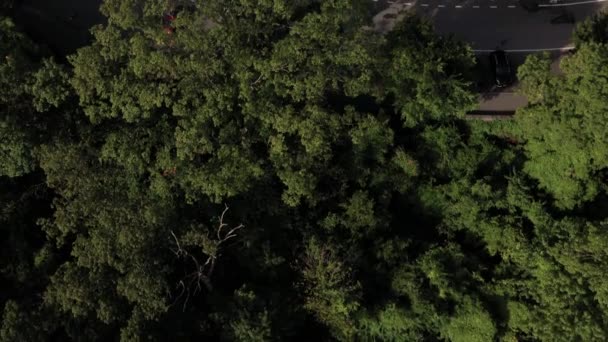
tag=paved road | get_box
[427,4,606,50]
[373,0,608,114]
[375,0,608,50]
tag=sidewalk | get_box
[476,92,528,113]
[472,50,568,115]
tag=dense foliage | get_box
[2,1,608,340]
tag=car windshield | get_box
[493,54,509,74]
[497,65,509,74]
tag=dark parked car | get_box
[489,50,513,87]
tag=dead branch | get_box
[169,205,245,311]
[250,73,263,86]
[170,230,186,257]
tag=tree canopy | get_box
[3,2,608,341]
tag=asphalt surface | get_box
[426,4,606,50]
[13,0,104,55]
[375,0,608,50]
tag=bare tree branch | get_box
[169,205,244,311]
[170,230,186,257]
[250,73,263,86]
[217,204,230,240]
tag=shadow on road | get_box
[12,0,105,57]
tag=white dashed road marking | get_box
[473,46,575,52]
[406,3,521,9]
[539,0,608,6]
[378,0,608,9]
[379,0,600,9]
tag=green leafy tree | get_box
[0,17,38,177]
[382,15,477,125]
[12,0,607,341]
[574,11,608,46]
[517,44,608,208]
[301,238,360,341]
